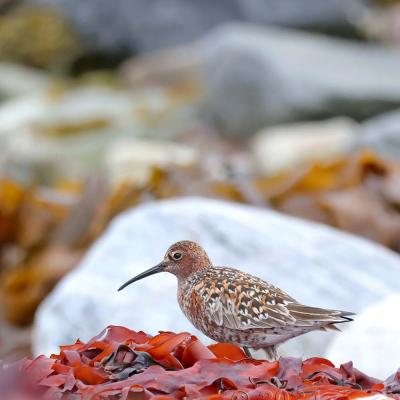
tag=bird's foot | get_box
[262,345,278,362]
[271,377,287,389]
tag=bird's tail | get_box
[288,304,355,326]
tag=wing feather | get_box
[198,267,353,331]
[199,267,297,330]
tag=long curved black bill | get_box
[118,262,166,291]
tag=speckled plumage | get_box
[178,265,353,354]
[119,240,354,360]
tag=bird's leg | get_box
[243,346,252,358]
[262,345,278,362]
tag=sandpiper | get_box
[118,240,354,360]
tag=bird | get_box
[118,240,354,360]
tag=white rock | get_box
[0,85,195,137]
[327,294,400,379]
[0,63,49,99]
[251,118,357,173]
[0,85,197,181]
[33,198,400,368]
[105,138,198,185]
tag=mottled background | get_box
[0,0,400,379]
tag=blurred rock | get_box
[106,139,198,185]
[355,110,400,159]
[123,24,400,137]
[0,63,49,100]
[27,0,367,54]
[0,85,199,183]
[198,25,400,137]
[360,3,400,44]
[327,294,400,379]
[251,118,357,174]
[0,6,80,69]
[33,197,400,362]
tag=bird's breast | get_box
[177,277,211,334]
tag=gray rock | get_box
[327,294,400,379]
[26,0,367,53]
[123,24,400,137]
[197,24,400,137]
[355,109,400,159]
[33,197,400,365]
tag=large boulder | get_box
[123,24,400,137]
[198,24,400,136]
[33,197,400,376]
[327,294,400,379]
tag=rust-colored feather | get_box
[178,265,354,350]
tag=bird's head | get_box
[118,240,211,291]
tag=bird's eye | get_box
[172,252,182,260]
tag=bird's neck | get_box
[177,268,206,312]
[176,265,208,286]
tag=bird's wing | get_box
[197,267,353,331]
[197,267,297,330]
